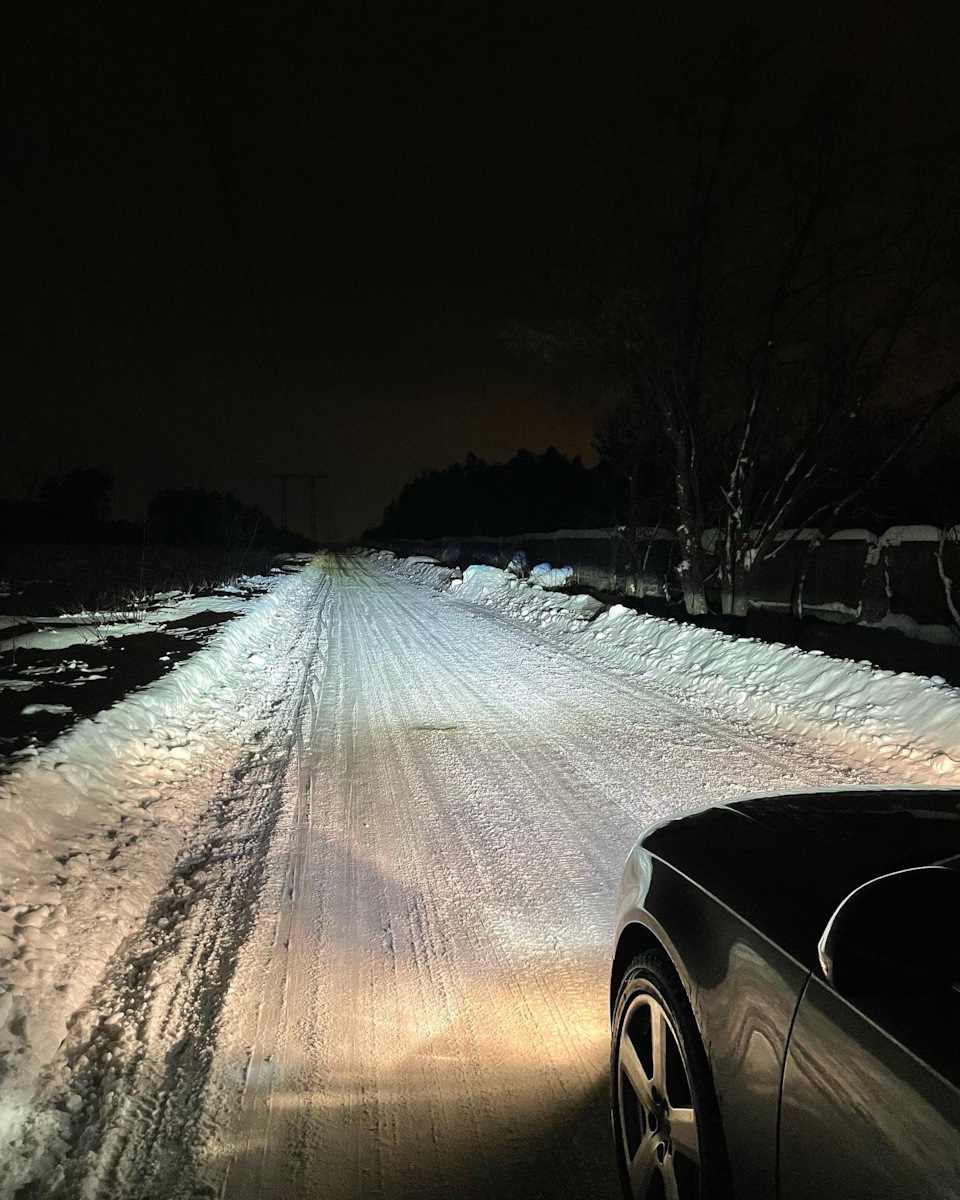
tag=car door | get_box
[778,974,960,1199]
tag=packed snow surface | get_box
[425,559,959,782]
[1,551,956,1197]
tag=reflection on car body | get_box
[609,786,960,1199]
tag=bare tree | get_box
[937,526,960,630]
[718,187,960,616]
[589,76,960,615]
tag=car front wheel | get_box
[611,948,730,1200]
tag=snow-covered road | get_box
[3,553,916,1197]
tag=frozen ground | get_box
[1,551,957,1198]
[0,581,276,765]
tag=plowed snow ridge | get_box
[0,552,954,1198]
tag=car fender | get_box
[613,847,810,1200]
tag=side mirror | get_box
[818,866,960,996]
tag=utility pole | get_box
[276,472,325,544]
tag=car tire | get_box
[611,948,731,1200]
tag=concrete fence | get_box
[366,524,960,637]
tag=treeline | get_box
[365,448,616,540]
[365,432,957,548]
[1,468,311,551]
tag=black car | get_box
[610,786,960,1199]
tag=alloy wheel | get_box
[616,990,700,1199]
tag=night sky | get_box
[3,1,957,539]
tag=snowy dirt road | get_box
[11,553,891,1199]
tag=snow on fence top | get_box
[879,525,948,546]
[398,524,953,547]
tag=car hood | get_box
[639,787,960,970]
[730,786,960,856]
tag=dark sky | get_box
[3,1,957,538]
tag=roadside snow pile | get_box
[0,569,316,1173]
[529,562,574,588]
[368,549,576,592]
[372,550,462,590]
[382,556,960,783]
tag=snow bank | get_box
[382,557,960,783]
[366,549,575,592]
[0,570,313,1166]
[374,550,462,590]
[529,563,575,588]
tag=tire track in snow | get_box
[13,568,333,1199]
[195,577,343,1195]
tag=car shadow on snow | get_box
[199,1075,619,1200]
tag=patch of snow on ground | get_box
[0,590,262,655]
[864,612,960,646]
